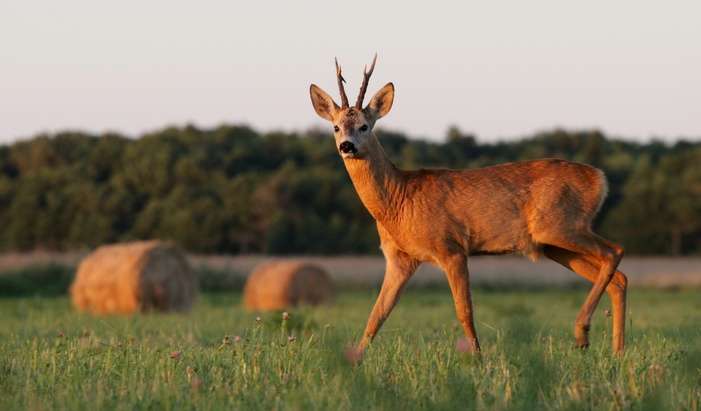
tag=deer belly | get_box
[469,229,541,261]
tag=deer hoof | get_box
[456,337,480,354]
[575,340,590,350]
[344,345,365,366]
[574,323,590,348]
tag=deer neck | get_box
[343,135,405,223]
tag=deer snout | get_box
[339,141,358,154]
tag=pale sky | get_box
[1,0,700,143]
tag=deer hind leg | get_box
[543,245,628,353]
[439,254,480,353]
[357,247,418,354]
[540,232,624,349]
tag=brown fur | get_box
[243,261,334,311]
[70,241,196,315]
[310,57,628,357]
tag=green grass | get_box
[1,289,700,410]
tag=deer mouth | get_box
[341,152,363,160]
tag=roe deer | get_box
[309,55,628,357]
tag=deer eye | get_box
[359,124,368,132]
[334,125,340,132]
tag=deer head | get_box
[310,55,394,159]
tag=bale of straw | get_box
[70,241,196,314]
[243,261,334,311]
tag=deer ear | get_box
[310,84,339,122]
[366,82,394,119]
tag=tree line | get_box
[0,125,699,255]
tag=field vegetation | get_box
[1,284,699,410]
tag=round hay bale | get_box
[243,261,334,311]
[70,240,196,315]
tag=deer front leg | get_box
[440,254,481,353]
[356,246,418,355]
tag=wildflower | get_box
[282,312,289,321]
[287,335,296,343]
[170,351,182,359]
[234,335,242,343]
[57,331,65,338]
[256,316,261,323]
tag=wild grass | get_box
[1,288,699,410]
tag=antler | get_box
[355,53,377,109]
[335,57,350,108]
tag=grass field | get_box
[1,288,700,410]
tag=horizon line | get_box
[3,121,700,146]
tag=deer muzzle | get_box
[339,141,358,155]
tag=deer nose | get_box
[339,141,357,154]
